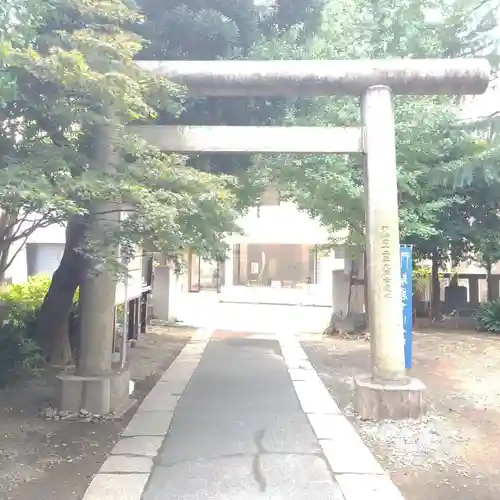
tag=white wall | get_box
[5,240,28,284]
[222,201,347,306]
[5,222,66,284]
[6,202,347,310]
[227,201,347,245]
[115,252,146,305]
[4,221,147,308]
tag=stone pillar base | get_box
[354,373,426,421]
[57,368,131,415]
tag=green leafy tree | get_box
[437,105,500,302]
[134,0,327,207]
[250,0,500,318]
[1,0,240,364]
[458,180,500,301]
[2,0,327,364]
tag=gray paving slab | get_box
[122,411,174,437]
[154,412,320,465]
[142,337,344,499]
[259,454,345,499]
[101,455,153,473]
[138,389,179,412]
[110,436,165,457]
[83,473,149,500]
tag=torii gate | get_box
[66,59,490,420]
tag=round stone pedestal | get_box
[57,368,131,415]
[354,373,426,420]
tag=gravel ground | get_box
[0,324,194,500]
[300,329,500,500]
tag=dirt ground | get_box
[300,329,500,500]
[0,324,194,500]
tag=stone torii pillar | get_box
[58,125,131,416]
[134,58,490,419]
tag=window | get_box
[235,244,317,287]
[333,246,346,260]
[308,246,319,284]
[188,250,224,292]
[26,243,65,277]
[142,254,153,287]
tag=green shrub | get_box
[0,274,53,329]
[0,325,44,387]
[0,275,82,385]
[476,299,500,333]
[0,274,79,334]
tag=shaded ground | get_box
[0,324,193,500]
[300,329,500,500]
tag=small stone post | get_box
[354,86,425,419]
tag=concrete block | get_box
[171,357,200,368]
[285,358,313,370]
[82,473,149,500]
[307,414,357,440]
[82,377,111,414]
[122,411,174,437]
[336,473,405,500]
[288,367,320,382]
[293,380,341,414]
[320,437,384,474]
[101,455,153,473]
[280,345,308,361]
[57,369,131,415]
[157,379,190,395]
[111,436,165,457]
[160,365,197,384]
[182,343,206,355]
[57,375,83,412]
[354,374,426,420]
[139,388,179,412]
[110,369,131,411]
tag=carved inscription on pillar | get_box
[380,225,392,299]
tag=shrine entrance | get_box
[129,58,489,419]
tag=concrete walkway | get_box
[83,326,405,500]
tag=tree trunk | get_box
[486,259,493,302]
[36,216,87,366]
[0,210,17,285]
[430,250,440,321]
[0,268,6,287]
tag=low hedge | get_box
[0,275,80,386]
[476,299,500,333]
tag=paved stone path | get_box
[82,326,405,500]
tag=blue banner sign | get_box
[400,245,413,369]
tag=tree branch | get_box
[2,232,32,275]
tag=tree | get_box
[0,0,74,283]
[434,94,500,302]
[249,0,500,319]
[132,0,328,212]
[451,175,500,301]
[27,0,327,364]
[2,0,241,364]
